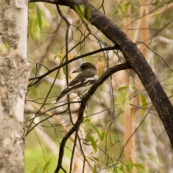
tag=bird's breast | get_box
[72,85,91,95]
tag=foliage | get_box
[25,146,57,173]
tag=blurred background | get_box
[25,0,173,172]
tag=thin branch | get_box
[137,40,173,72]
[28,46,116,87]
[54,63,131,173]
[69,127,79,173]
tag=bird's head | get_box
[73,62,96,73]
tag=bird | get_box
[52,62,98,103]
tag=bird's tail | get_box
[52,95,62,104]
[51,88,70,104]
[51,95,63,104]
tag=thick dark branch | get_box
[54,63,131,173]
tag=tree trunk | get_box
[0,0,29,172]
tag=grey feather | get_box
[52,63,97,103]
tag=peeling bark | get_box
[0,0,30,172]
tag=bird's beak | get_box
[73,67,82,73]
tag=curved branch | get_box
[54,63,131,173]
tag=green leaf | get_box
[43,159,51,172]
[113,9,119,15]
[170,80,173,85]
[99,132,105,141]
[89,123,100,135]
[140,93,147,114]
[28,13,40,39]
[28,86,37,98]
[127,159,133,172]
[124,2,131,13]
[93,164,97,173]
[88,122,104,141]
[29,2,35,10]
[132,163,144,170]
[118,86,128,91]
[87,135,97,152]
[62,66,66,75]
[83,118,90,123]
[33,165,39,173]
[98,58,103,62]
[33,21,41,39]
[79,5,85,15]
[92,157,99,161]
[74,5,85,19]
[86,5,92,20]
[120,163,123,170]
[89,156,99,162]
[32,67,37,75]
[28,18,34,39]
[36,6,42,30]
[98,119,105,127]
[117,86,129,110]
[54,52,64,60]
[54,55,59,60]
[114,134,119,142]
[68,74,71,79]
[4,38,11,53]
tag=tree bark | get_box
[0,0,30,172]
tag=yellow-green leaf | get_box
[87,135,97,152]
[32,67,37,75]
[88,122,105,141]
[118,86,128,91]
[93,164,97,173]
[43,159,51,172]
[36,6,42,30]
[140,93,147,114]
[28,86,37,98]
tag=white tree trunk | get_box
[0,0,29,172]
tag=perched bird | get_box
[52,62,98,103]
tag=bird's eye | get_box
[81,65,85,69]
[81,63,89,68]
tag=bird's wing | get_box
[68,72,98,90]
[52,71,97,103]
